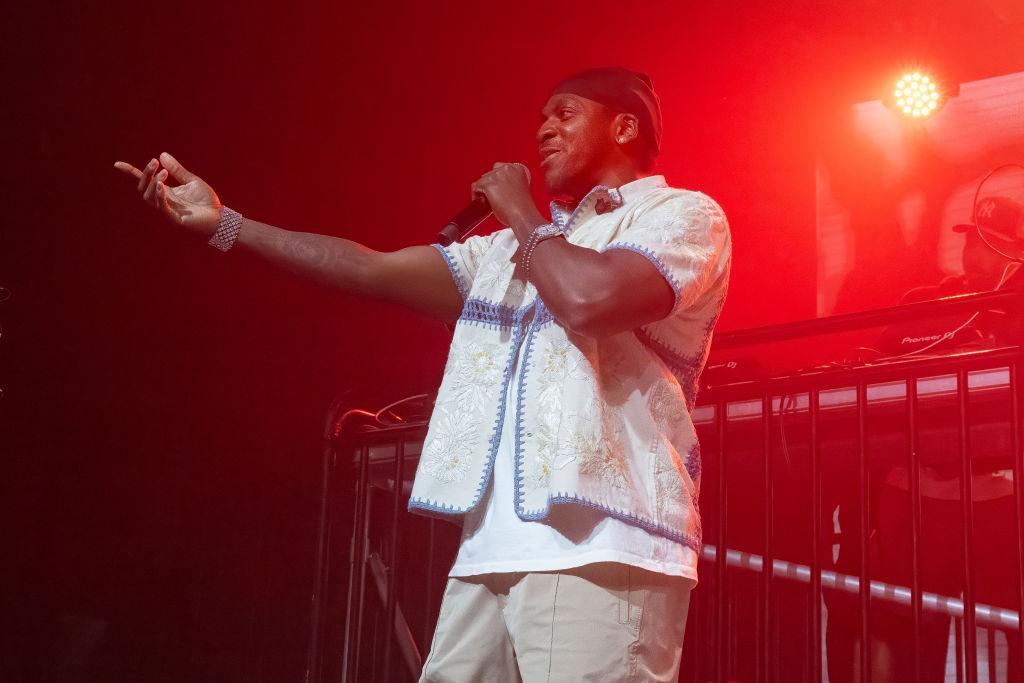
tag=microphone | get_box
[436,164,531,246]
[437,196,491,247]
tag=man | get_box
[115,67,731,680]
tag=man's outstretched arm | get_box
[114,153,463,324]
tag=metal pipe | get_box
[350,444,371,682]
[809,390,823,683]
[857,383,871,682]
[715,403,728,683]
[907,378,923,680]
[955,618,964,682]
[368,552,424,679]
[761,394,774,682]
[699,544,1020,630]
[382,440,406,681]
[986,628,996,681]
[307,437,334,683]
[1012,360,1024,675]
[958,369,978,682]
[424,519,436,651]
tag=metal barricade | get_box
[683,291,1024,683]
[307,418,459,683]
[316,291,1024,682]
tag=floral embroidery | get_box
[421,407,480,483]
[475,257,526,301]
[539,340,573,378]
[528,411,585,491]
[445,340,504,416]
[654,450,686,521]
[638,195,724,248]
[571,410,629,489]
[535,338,588,407]
[647,378,688,439]
[530,417,559,487]
[466,236,492,268]
[640,215,689,247]
[526,413,574,490]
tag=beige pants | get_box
[419,563,692,682]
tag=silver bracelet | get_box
[522,223,563,281]
[208,207,244,252]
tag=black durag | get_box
[552,67,663,156]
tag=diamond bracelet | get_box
[208,207,244,252]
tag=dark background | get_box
[4,1,1023,680]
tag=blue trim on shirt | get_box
[603,242,682,311]
[431,243,466,300]
[409,299,535,516]
[685,442,702,482]
[634,327,707,407]
[511,301,542,518]
[464,305,528,512]
[459,298,520,330]
[534,300,555,327]
[550,184,622,236]
[407,497,461,515]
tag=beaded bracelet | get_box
[208,207,244,252]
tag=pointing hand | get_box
[114,153,222,236]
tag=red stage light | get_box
[894,72,942,118]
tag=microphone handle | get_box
[437,196,491,246]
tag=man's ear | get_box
[613,113,640,145]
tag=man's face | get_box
[536,93,618,200]
[963,232,1013,290]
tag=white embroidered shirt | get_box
[408,175,731,551]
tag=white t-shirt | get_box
[449,342,698,582]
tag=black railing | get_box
[686,289,1024,682]
[686,352,1022,681]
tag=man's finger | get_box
[138,158,158,192]
[159,152,196,184]
[157,182,172,212]
[152,171,169,209]
[143,169,166,206]
[470,180,487,202]
[113,161,144,179]
[511,162,531,182]
[496,162,529,183]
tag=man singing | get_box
[115,67,731,681]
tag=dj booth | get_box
[306,290,1024,683]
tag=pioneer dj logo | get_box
[901,331,954,345]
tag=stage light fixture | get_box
[894,72,943,118]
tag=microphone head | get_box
[436,164,531,246]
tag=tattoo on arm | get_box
[283,232,339,271]
[241,218,369,291]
